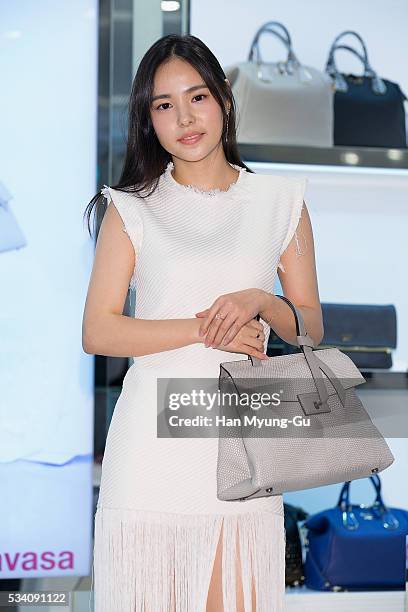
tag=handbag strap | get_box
[248,21,301,77]
[248,21,292,60]
[328,30,370,65]
[326,30,387,95]
[337,474,383,509]
[331,44,366,69]
[336,475,400,530]
[248,295,349,412]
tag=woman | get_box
[82,34,324,612]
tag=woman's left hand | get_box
[195,288,266,348]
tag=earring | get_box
[225,113,230,143]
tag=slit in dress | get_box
[91,506,285,611]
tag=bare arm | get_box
[82,201,204,357]
[258,201,324,347]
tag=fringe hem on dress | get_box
[90,505,285,612]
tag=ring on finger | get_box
[215,312,227,320]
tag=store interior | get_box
[1,0,407,610]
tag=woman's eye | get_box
[156,102,171,111]
[155,94,207,111]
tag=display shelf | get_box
[360,370,408,388]
[284,585,406,611]
[239,143,408,171]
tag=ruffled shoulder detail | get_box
[101,184,111,200]
[98,184,143,291]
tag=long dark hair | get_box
[83,33,253,238]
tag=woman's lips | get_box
[178,133,204,145]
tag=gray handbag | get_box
[224,21,334,146]
[216,295,395,502]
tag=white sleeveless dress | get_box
[92,160,308,611]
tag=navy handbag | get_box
[319,303,397,370]
[303,474,408,591]
[325,30,408,148]
[268,302,397,370]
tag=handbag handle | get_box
[328,30,370,66]
[331,44,367,69]
[248,295,348,414]
[248,295,309,365]
[337,474,383,508]
[325,30,387,95]
[248,21,302,78]
[248,21,293,60]
[337,475,400,530]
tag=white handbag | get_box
[224,21,334,146]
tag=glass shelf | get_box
[239,143,408,171]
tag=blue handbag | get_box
[303,474,408,591]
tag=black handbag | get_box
[319,303,397,370]
[325,30,408,148]
[284,503,309,587]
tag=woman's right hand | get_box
[210,318,268,360]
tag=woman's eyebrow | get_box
[151,83,208,103]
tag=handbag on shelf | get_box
[325,30,408,148]
[303,474,408,591]
[216,294,395,502]
[319,303,397,370]
[224,21,333,146]
[284,502,309,587]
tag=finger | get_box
[224,317,262,347]
[247,319,263,332]
[197,309,212,334]
[211,313,240,348]
[195,308,210,316]
[254,334,265,346]
[252,329,265,341]
[199,301,223,336]
[205,312,234,347]
[243,345,269,360]
[244,333,266,351]
[248,340,269,359]
[252,323,264,340]
[220,321,241,346]
[224,318,262,346]
[204,320,223,347]
[196,308,210,314]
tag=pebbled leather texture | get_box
[217,295,395,502]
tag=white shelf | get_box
[284,585,406,611]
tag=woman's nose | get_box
[177,108,195,127]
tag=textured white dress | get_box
[92,160,308,611]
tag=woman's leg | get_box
[206,519,256,612]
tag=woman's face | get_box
[150,57,227,161]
